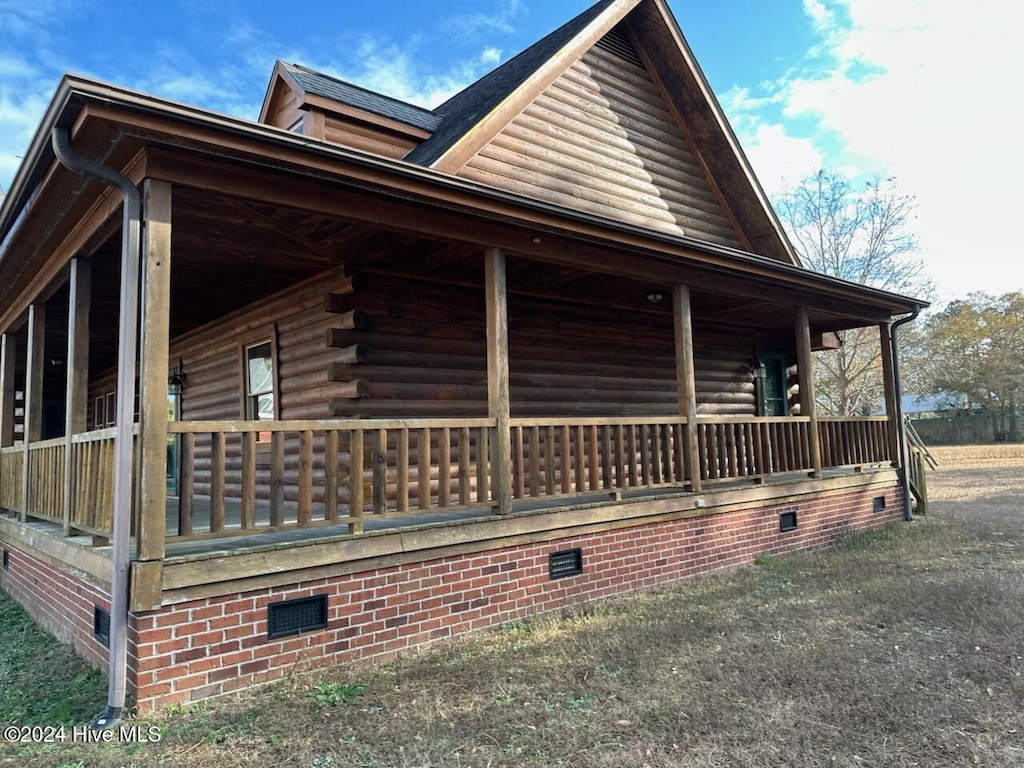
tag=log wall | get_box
[459,43,744,248]
[323,116,421,160]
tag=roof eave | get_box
[2,77,925,321]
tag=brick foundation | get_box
[0,482,903,711]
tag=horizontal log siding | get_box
[331,272,755,418]
[460,46,743,248]
[323,116,420,160]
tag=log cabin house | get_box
[0,0,926,714]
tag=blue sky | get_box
[1,0,1020,305]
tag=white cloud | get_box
[725,0,1024,304]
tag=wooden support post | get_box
[795,306,823,477]
[21,303,45,521]
[0,333,16,449]
[138,179,172,562]
[485,247,512,513]
[673,285,702,492]
[878,322,900,466]
[62,259,91,534]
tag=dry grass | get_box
[4,445,1023,767]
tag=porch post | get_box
[22,303,45,521]
[0,333,16,448]
[673,285,702,492]
[878,322,900,466]
[62,258,91,534]
[137,179,172,563]
[485,247,512,514]
[794,306,823,476]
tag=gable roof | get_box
[404,0,621,167]
[273,62,442,134]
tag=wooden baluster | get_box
[574,425,585,494]
[513,426,524,500]
[438,427,451,507]
[626,425,638,487]
[324,430,339,520]
[210,432,225,533]
[560,425,572,494]
[270,431,285,526]
[297,430,314,524]
[545,426,557,495]
[530,427,541,497]
[652,424,664,484]
[397,428,409,512]
[459,427,471,505]
[639,424,652,486]
[418,428,430,510]
[373,428,387,515]
[350,429,364,533]
[601,425,613,490]
[588,425,599,490]
[477,427,489,504]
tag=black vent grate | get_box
[549,548,584,579]
[2,549,8,571]
[267,595,329,639]
[873,495,887,512]
[595,25,644,68]
[93,605,110,648]
[779,510,798,533]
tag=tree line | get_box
[776,170,1022,442]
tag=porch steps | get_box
[905,421,934,514]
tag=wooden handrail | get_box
[168,417,496,433]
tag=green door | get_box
[760,354,789,417]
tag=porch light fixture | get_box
[645,290,664,303]
[168,361,187,396]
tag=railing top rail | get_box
[26,436,67,450]
[510,416,687,427]
[695,415,812,424]
[1,445,23,455]
[168,417,497,434]
[818,415,890,423]
[70,426,119,443]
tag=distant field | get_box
[2,445,1023,767]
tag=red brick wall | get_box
[0,482,903,712]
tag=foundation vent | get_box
[2,549,7,570]
[93,606,110,648]
[873,495,887,512]
[267,595,329,639]
[779,510,798,533]
[549,548,584,579]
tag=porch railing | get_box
[818,416,892,468]
[0,415,899,546]
[697,416,814,482]
[168,418,496,539]
[0,428,119,535]
[510,417,688,499]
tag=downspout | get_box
[52,127,140,729]
[889,304,921,521]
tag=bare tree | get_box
[775,170,931,415]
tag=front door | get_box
[759,353,789,417]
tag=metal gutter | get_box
[0,75,926,318]
[889,305,922,520]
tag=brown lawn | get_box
[4,445,1023,767]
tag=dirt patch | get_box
[5,446,1024,767]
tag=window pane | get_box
[246,342,273,397]
[256,393,274,421]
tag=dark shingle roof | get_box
[405,0,616,166]
[281,62,443,133]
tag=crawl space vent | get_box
[267,595,328,639]
[549,548,584,579]
[2,549,8,570]
[779,510,798,533]
[873,495,887,512]
[93,605,110,648]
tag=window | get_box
[245,341,275,423]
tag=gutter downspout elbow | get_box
[889,304,921,521]
[52,127,141,729]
